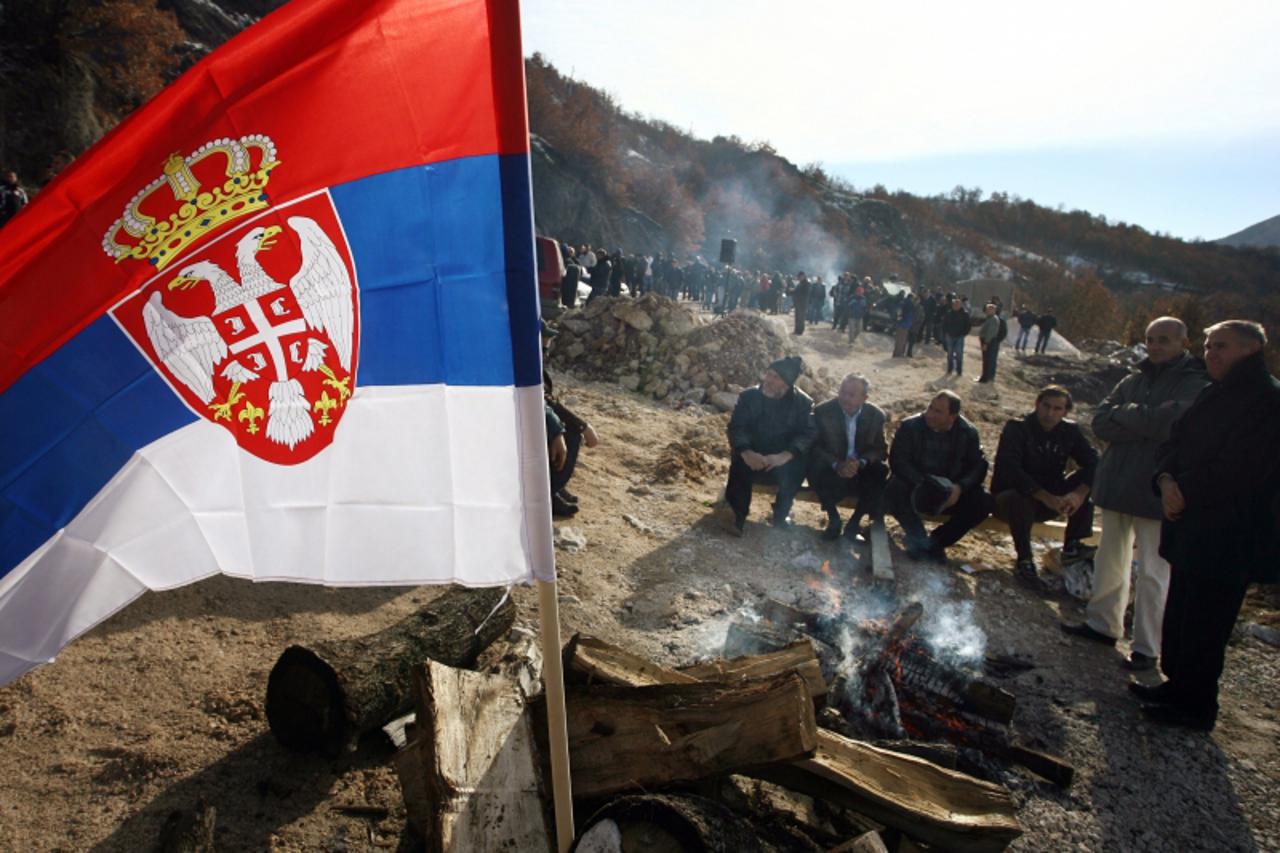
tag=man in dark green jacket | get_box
[1061,318,1208,669]
[1136,321,1280,731]
[724,356,816,534]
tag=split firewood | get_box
[680,640,827,702]
[395,658,551,852]
[753,729,1022,853]
[828,831,890,853]
[265,586,515,753]
[547,671,817,799]
[565,633,699,687]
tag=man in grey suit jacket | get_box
[808,374,888,540]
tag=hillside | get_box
[1218,214,1280,250]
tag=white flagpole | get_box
[538,578,575,851]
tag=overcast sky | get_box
[521,0,1280,241]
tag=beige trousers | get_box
[1085,509,1170,658]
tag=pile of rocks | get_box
[548,295,832,409]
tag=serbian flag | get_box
[0,0,553,686]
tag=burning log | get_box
[265,586,514,753]
[679,640,827,702]
[549,672,817,799]
[724,619,843,683]
[754,730,1022,853]
[394,658,551,851]
[575,794,824,852]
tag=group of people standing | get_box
[724,317,1279,733]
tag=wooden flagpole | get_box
[537,578,575,851]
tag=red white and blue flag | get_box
[0,0,553,686]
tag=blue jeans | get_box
[945,335,965,374]
[1015,326,1032,351]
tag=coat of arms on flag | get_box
[105,136,359,464]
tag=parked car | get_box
[863,281,914,333]
[535,235,565,317]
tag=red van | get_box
[535,236,565,315]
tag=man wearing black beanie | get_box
[724,356,816,534]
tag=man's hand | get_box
[1159,474,1186,521]
[836,458,861,478]
[1035,490,1066,514]
[763,451,795,471]
[1059,486,1089,516]
[583,425,600,448]
[941,484,962,511]
[741,450,768,471]
[549,434,568,471]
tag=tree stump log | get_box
[266,586,514,753]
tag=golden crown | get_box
[102,134,280,270]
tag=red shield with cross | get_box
[111,193,359,465]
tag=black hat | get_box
[768,356,803,387]
[539,318,558,338]
[911,475,954,517]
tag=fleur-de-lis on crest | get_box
[318,365,351,405]
[314,391,338,426]
[209,382,246,421]
[238,400,265,434]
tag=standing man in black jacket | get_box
[724,356,816,535]
[808,374,888,541]
[790,273,810,335]
[1136,320,1280,731]
[884,391,991,562]
[942,297,971,376]
[992,386,1099,589]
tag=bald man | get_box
[1133,320,1280,731]
[1062,318,1208,671]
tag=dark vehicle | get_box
[863,282,913,333]
[536,236,565,317]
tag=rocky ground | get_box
[1,300,1276,851]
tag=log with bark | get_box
[565,634,699,688]
[394,658,551,852]
[574,794,823,852]
[265,586,514,753]
[753,729,1022,853]
[549,672,818,799]
[679,640,827,703]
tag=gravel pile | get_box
[547,295,834,409]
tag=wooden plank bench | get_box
[746,482,1100,584]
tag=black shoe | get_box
[1014,559,1046,591]
[723,509,746,537]
[1062,541,1097,562]
[551,493,579,517]
[1125,651,1157,671]
[558,488,579,504]
[1059,621,1117,647]
[1128,680,1178,704]
[843,517,868,543]
[771,513,794,530]
[822,513,843,541]
[924,543,948,565]
[1140,702,1215,732]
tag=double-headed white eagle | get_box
[142,216,354,449]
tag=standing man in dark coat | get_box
[808,374,888,541]
[1034,312,1058,354]
[1061,318,1208,669]
[942,297,971,376]
[1135,321,1280,731]
[791,273,810,335]
[884,391,991,562]
[992,385,1099,589]
[724,356,816,535]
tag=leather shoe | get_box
[1139,702,1215,732]
[822,513,842,541]
[1014,559,1047,592]
[557,488,579,505]
[1125,651,1157,671]
[1128,680,1177,704]
[551,493,579,517]
[1059,621,1117,647]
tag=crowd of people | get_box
[0,169,29,227]
[719,318,1279,735]
[545,238,1069,389]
